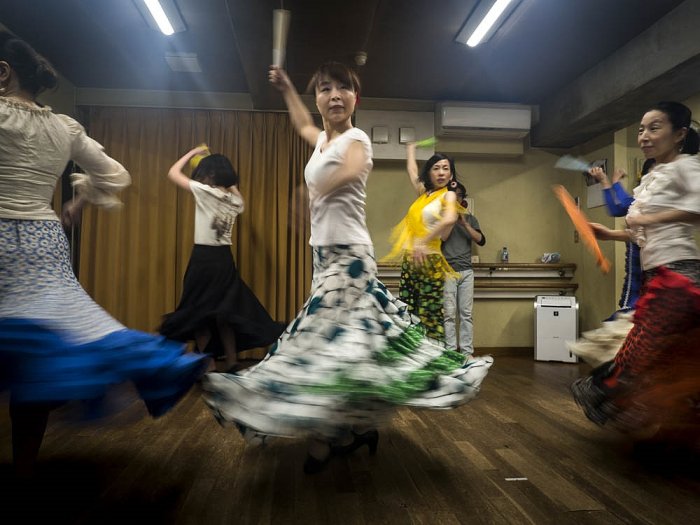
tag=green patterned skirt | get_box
[399,253,447,341]
[202,244,492,440]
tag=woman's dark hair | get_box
[191,154,238,188]
[634,157,655,185]
[450,180,468,197]
[648,101,699,155]
[449,180,469,207]
[419,153,457,191]
[306,61,361,96]
[0,31,58,97]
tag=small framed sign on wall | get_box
[585,158,607,208]
[583,158,607,186]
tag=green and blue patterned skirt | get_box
[202,244,492,440]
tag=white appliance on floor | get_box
[534,295,578,362]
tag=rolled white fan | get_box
[272,9,291,67]
[554,155,591,172]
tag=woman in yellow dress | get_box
[385,142,459,341]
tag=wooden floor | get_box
[1,355,698,524]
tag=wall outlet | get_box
[574,230,579,243]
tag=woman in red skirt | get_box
[571,101,700,450]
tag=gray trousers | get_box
[443,269,474,355]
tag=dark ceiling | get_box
[0,0,693,146]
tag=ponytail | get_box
[682,124,699,155]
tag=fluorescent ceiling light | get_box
[137,0,187,35]
[455,0,519,48]
[467,0,512,47]
[144,0,175,35]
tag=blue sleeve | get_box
[603,183,634,217]
[612,182,634,210]
[603,188,619,215]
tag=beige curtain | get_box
[77,107,312,355]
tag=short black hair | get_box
[306,61,361,96]
[191,154,238,188]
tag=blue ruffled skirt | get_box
[0,219,208,418]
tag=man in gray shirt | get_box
[442,182,486,358]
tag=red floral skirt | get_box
[572,265,700,438]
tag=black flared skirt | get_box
[160,245,286,355]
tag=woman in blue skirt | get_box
[0,32,208,478]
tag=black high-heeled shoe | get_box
[331,430,379,457]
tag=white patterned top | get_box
[190,180,244,245]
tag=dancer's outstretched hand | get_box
[611,168,627,184]
[589,222,614,240]
[269,66,293,92]
[588,167,608,183]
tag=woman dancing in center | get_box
[202,62,492,473]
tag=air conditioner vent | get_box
[165,52,202,73]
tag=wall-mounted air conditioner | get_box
[436,102,532,138]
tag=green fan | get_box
[414,136,437,148]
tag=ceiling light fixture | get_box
[144,0,175,35]
[135,0,186,35]
[455,0,519,48]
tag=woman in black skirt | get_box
[160,146,285,371]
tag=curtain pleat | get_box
[77,107,312,356]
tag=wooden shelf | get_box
[473,263,577,270]
[475,281,578,290]
[376,262,577,299]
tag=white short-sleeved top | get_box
[627,154,700,270]
[304,128,373,246]
[189,180,244,246]
[0,97,130,221]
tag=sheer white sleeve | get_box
[58,114,131,208]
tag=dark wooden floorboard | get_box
[1,356,698,524]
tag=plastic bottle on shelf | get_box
[501,246,509,263]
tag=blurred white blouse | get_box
[0,96,130,221]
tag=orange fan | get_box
[552,185,611,273]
